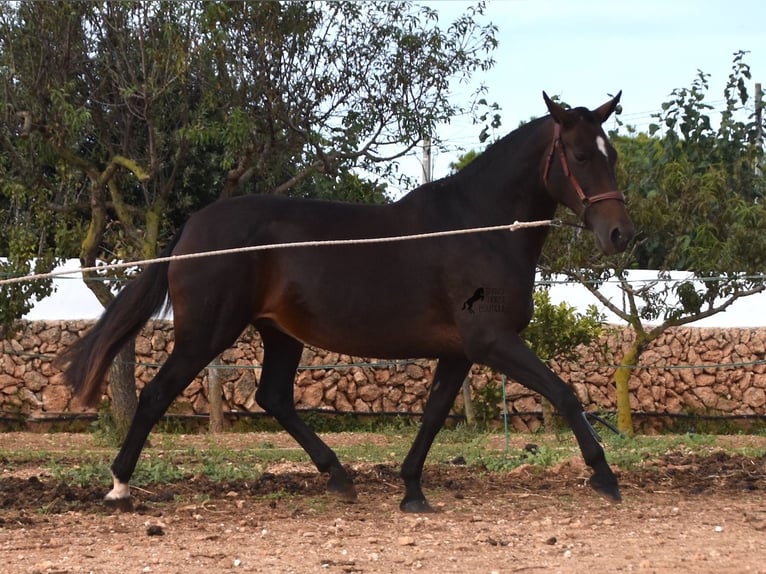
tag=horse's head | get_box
[541,91,634,255]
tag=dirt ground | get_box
[1,433,765,574]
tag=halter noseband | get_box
[542,123,625,212]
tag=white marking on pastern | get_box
[105,474,131,500]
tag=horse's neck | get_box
[434,122,557,265]
[450,127,555,226]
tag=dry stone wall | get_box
[1,320,765,430]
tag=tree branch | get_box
[271,160,327,195]
[650,283,766,338]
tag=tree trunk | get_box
[109,340,138,441]
[208,355,224,434]
[614,343,640,436]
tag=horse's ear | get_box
[543,91,576,128]
[593,91,622,124]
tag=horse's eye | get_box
[573,152,588,163]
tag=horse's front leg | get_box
[400,356,472,512]
[466,332,621,502]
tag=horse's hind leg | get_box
[107,324,248,509]
[255,324,356,502]
[400,355,472,513]
[104,350,211,508]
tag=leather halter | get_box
[542,123,625,212]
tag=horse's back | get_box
[166,194,461,355]
[165,191,536,358]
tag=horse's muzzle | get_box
[598,218,634,254]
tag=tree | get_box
[449,149,480,174]
[541,52,766,434]
[0,1,497,435]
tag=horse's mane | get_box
[453,115,549,182]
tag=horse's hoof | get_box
[589,475,622,503]
[328,477,357,503]
[399,498,436,513]
[104,496,134,513]
[330,484,358,503]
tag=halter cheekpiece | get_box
[542,123,625,210]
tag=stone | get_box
[405,364,425,379]
[636,384,654,410]
[587,372,611,386]
[669,337,683,359]
[3,320,766,425]
[696,374,716,387]
[23,370,48,392]
[734,343,752,359]
[404,379,428,397]
[334,392,353,412]
[351,368,367,384]
[0,373,18,391]
[513,396,538,413]
[301,382,325,408]
[353,398,371,413]
[386,386,403,403]
[678,364,696,388]
[232,371,257,408]
[38,327,61,345]
[692,386,719,409]
[135,336,152,355]
[743,387,766,409]
[357,384,383,402]
[41,383,71,412]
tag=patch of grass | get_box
[478,441,576,472]
[48,458,112,488]
[603,432,718,470]
[197,448,265,482]
[13,429,761,494]
[299,411,422,434]
[132,456,189,485]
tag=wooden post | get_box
[462,375,476,427]
[755,82,762,177]
[422,136,432,185]
[208,355,224,433]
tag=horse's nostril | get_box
[611,227,625,249]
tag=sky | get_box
[395,0,766,190]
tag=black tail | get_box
[58,232,183,406]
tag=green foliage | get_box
[449,150,480,174]
[47,458,112,489]
[132,456,189,485]
[89,401,122,447]
[524,289,604,362]
[0,0,498,331]
[472,378,504,428]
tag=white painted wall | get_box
[22,261,766,328]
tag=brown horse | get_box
[59,92,634,513]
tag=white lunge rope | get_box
[0,218,557,286]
